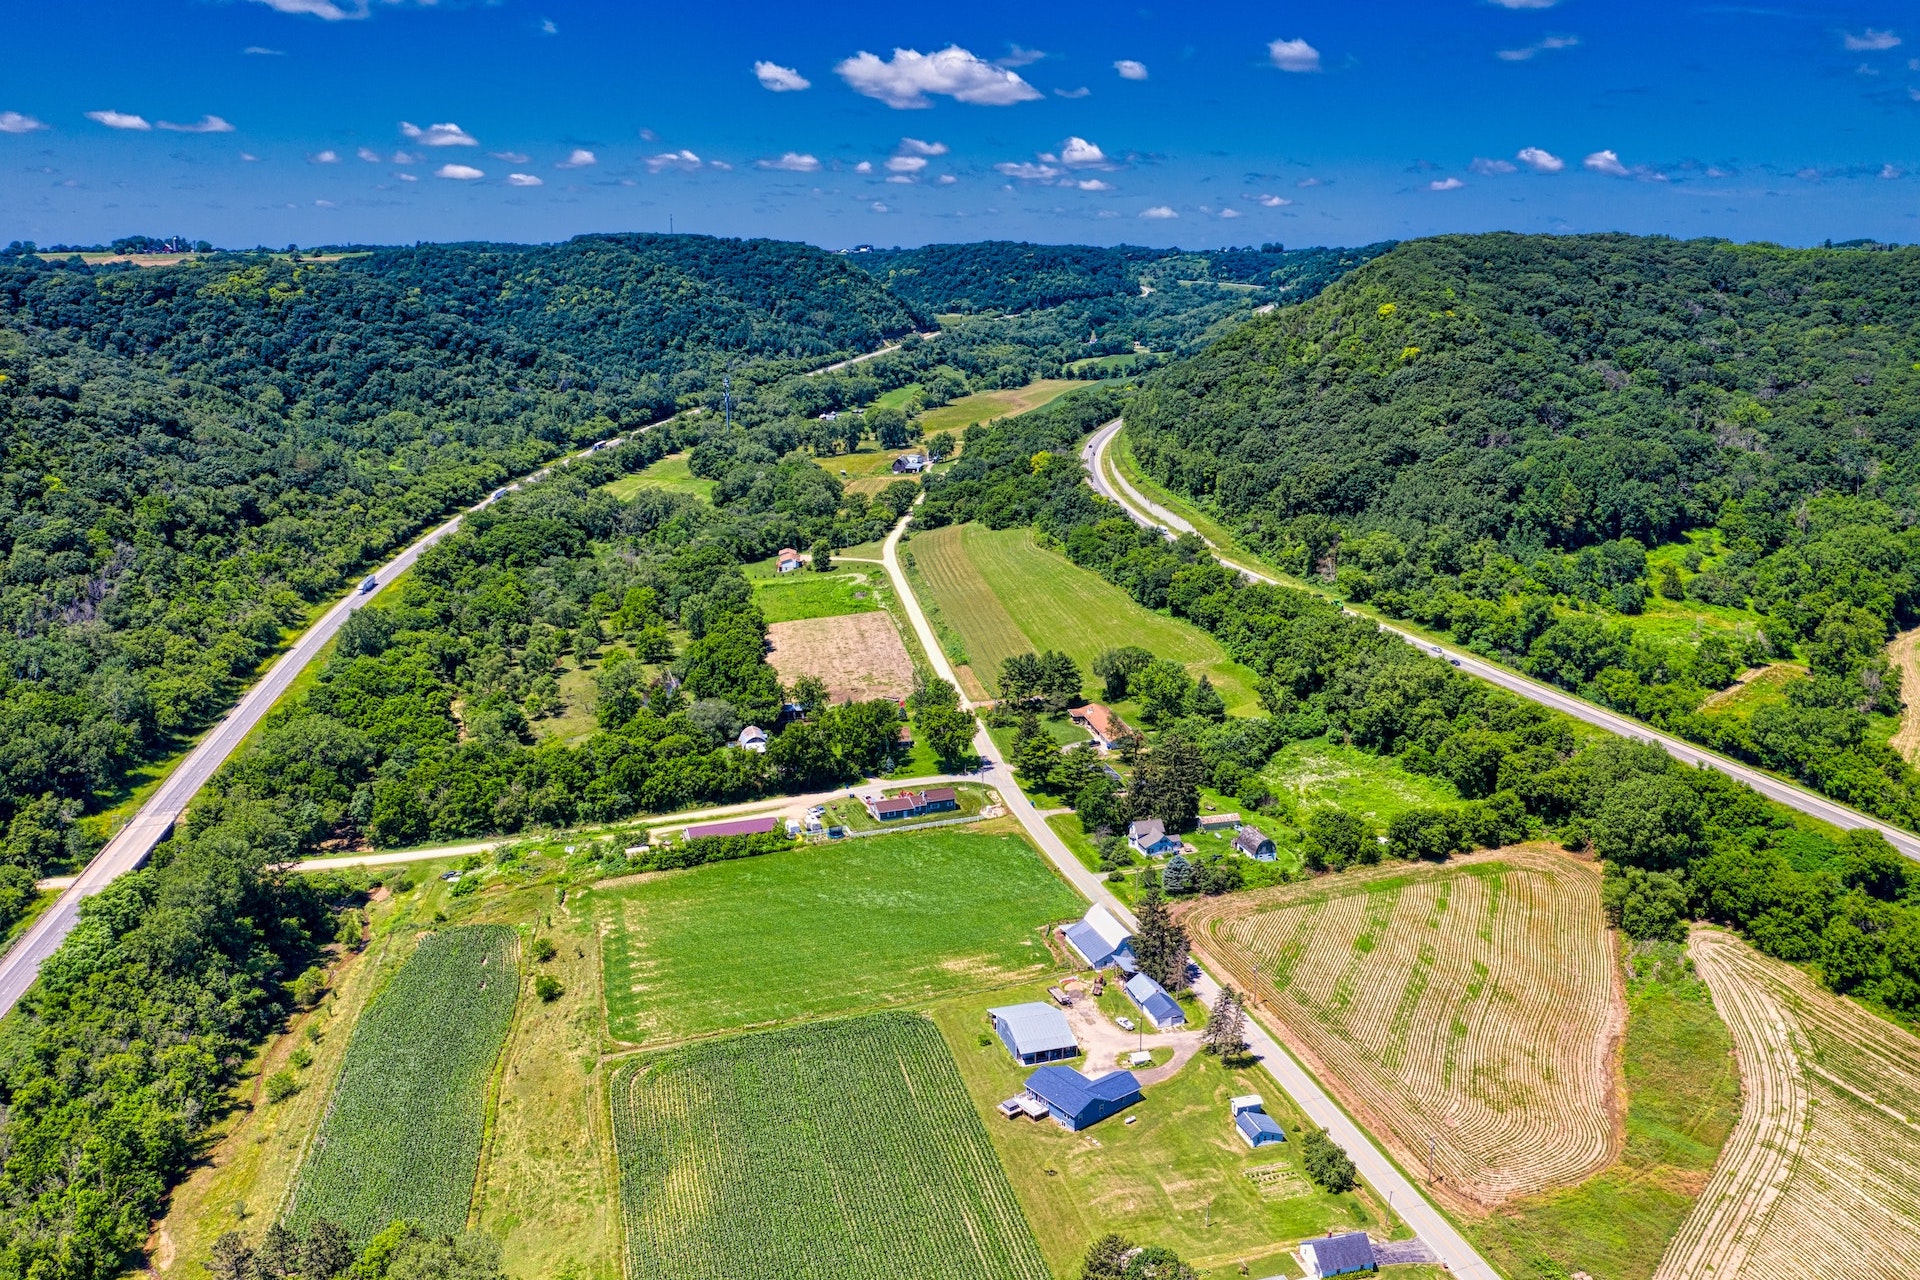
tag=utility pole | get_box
[723,371,733,430]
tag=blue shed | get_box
[1123,972,1187,1030]
[1235,1109,1287,1148]
[1023,1066,1143,1132]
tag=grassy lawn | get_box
[1258,737,1462,831]
[1469,946,1740,1280]
[533,658,602,744]
[918,379,1084,434]
[873,382,923,409]
[752,568,887,623]
[601,452,715,502]
[1068,354,1155,375]
[597,823,1085,1047]
[987,712,1089,759]
[908,523,1260,712]
[932,985,1397,1280]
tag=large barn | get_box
[1061,904,1136,972]
[988,1002,1080,1066]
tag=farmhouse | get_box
[1061,904,1137,972]
[1070,703,1130,750]
[776,548,802,573]
[1123,972,1187,1030]
[988,1002,1080,1066]
[1128,819,1182,858]
[1021,1065,1143,1132]
[891,452,929,474]
[863,786,961,821]
[1197,812,1241,832]
[1233,825,1277,861]
[736,725,768,753]
[1300,1231,1376,1279]
[1231,1096,1288,1148]
[683,815,780,842]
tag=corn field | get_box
[287,924,520,1242]
[611,1012,1050,1280]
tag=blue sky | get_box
[4,0,1917,250]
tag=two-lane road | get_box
[1083,418,1920,861]
[0,431,638,1018]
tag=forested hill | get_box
[855,240,1393,314]
[0,235,914,866]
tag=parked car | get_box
[1116,1015,1136,1032]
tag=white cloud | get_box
[556,148,596,168]
[886,155,927,173]
[309,149,339,163]
[507,172,543,186]
[1114,59,1148,80]
[490,150,530,163]
[391,150,419,163]
[836,46,1042,108]
[357,147,382,162]
[86,110,150,131]
[1471,157,1516,175]
[1077,178,1111,191]
[243,46,284,55]
[157,115,235,133]
[896,137,948,157]
[435,163,484,179]
[1268,38,1321,72]
[0,112,46,133]
[1059,136,1107,167]
[885,174,914,184]
[314,199,337,208]
[1139,205,1178,218]
[540,18,557,35]
[241,152,259,161]
[995,161,1060,180]
[1054,86,1091,98]
[1517,145,1565,172]
[247,0,368,18]
[1251,193,1293,207]
[400,121,477,147]
[1219,207,1242,218]
[1583,148,1629,177]
[1497,34,1579,61]
[710,159,733,171]
[997,44,1046,67]
[396,171,416,181]
[757,151,820,172]
[646,149,701,173]
[936,173,955,184]
[1843,28,1901,51]
[1880,163,1904,179]
[755,61,811,91]
[854,160,873,173]
[870,201,889,212]
[1297,176,1322,187]
[1429,176,1466,190]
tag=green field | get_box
[1258,736,1464,829]
[932,988,1392,1280]
[287,925,520,1242]
[1471,944,1741,1280]
[909,523,1261,711]
[917,379,1083,434]
[611,1013,1050,1280]
[752,569,886,622]
[601,452,715,502]
[598,827,1083,1046]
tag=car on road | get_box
[358,576,378,593]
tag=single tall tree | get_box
[1204,986,1249,1058]
[1132,879,1190,991]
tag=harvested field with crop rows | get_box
[611,1012,1050,1280]
[1179,847,1622,1207]
[1654,930,1920,1279]
[287,924,520,1242]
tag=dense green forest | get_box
[921,385,1920,1022]
[1125,233,1920,830]
[0,236,918,884]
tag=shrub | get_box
[265,1068,300,1103]
[531,937,558,962]
[534,975,564,1002]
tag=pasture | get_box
[286,924,520,1242]
[907,523,1260,711]
[597,826,1083,1047]
[1258,737,1464,828]
[916,378,1082,434]
[611,1013,1049,1280]
[1654,930,1920,1279]
[765,610,915,702]
[1179,848,1623,1209]
[752,568,885,623]
[601,451,715,502]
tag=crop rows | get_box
[610,1012,1050,1280]
[1655,930,1920,1278]
[287,924,520,1242]
[1179,848,1621,1207]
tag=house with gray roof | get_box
[1300,1231,1376,1278]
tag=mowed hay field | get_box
[909,523,1260,710]
[916,378,1084,435]
[1654,930,1920,1279]
[1180,848,1623,1208]
[598,827,1084,1047]
[766,610,915,702]
[287,925,520,1241]
[611,1013,1051,1280]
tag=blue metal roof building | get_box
[1301,1231,1376,1278]
[988,1002,1080,1065]
[1061,904,1136,972]
[1123,972,1188,1030]
[1235,1108,1287,1148]
[1022,1066,1143,1132]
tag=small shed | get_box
[1123,972,1187,1030]
[1023,1066,1142,1132]
[1061,904,1135,971]
[1128,818,1182,858]
[737,725,768,753]
[1235,1109,1287,1149]
[1232,825,1277,861]
[1197,812,1242,832]
[1301,1231,1376,1279]
[1229,1094,1265,1117]
[989,1002,1080,1065]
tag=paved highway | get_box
[1084,418,1920,862]
[0,430,642,1018]
[881,508,1501,1278]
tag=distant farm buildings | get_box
[776,548,803,573]
[1017,1065,1143,1131]
[1123,972,1187,1030]
[1061,904,1137,972]
[891,452,929,474]
[1070,703,1129,751]
[1233,825,1277,861]
[1128,819,1182,859]
[682,815,780,842]
[1196,812,1241,833]
[862,786,960,822]
[1300,1231,1377,1279]
[988,1002,1079,1066]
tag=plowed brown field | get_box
[1178,847,1623,1208]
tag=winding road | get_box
[1083,418,1920,862]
